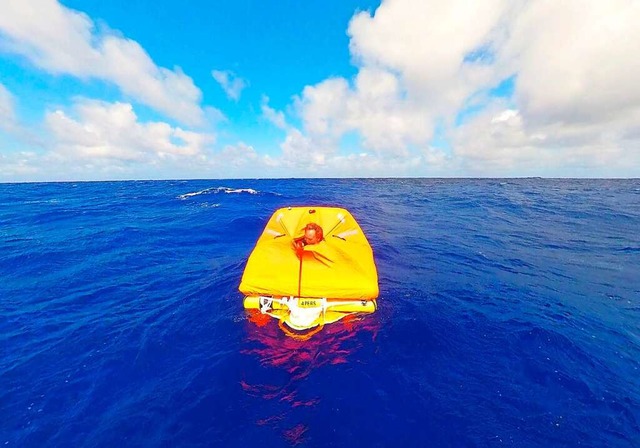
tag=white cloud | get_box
[261,96,287,130]
[277,0,511,168]
[45,99,214,162]
[452,101,640,177]
[212,70,247,101]
[0,83,45,146]
[0,99,220,181]
[297,69,433,155]
[0,0,204,125]
[502,0,640,126]
[0,83,17,134]
[0,152,41,179]
[274,0,640,176]
[0,99,290,181]
[195,142,281,178]
[217,142,258,166]
[280,129,329,168]
[348,0,508,112]
[3,0,640,179]
[210,142,280,176]
[448,0,640,176]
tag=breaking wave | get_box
[177,186,267,200]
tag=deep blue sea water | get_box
[1,178,639,447]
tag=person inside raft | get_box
[293,223,323,255]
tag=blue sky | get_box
[1,0,639,181]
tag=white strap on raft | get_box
[259,296,273,314]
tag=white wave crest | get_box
[177,187,259,200]
[224,188,259,195]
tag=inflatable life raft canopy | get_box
[239,206,379,335]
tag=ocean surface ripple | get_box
[1,179,639,447]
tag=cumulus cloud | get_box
[45,99,214,162]
[273,0,511,172]
[212,70,247,101]
[0,0,204,125]
[0,100,220,181]
[217,142,258,165]
[279,0,640,176]
[297,69,432,155]
[502,0,640,126]
[452,101,640,177]
[348,0,508,113]
[452,0,640,175]
[0,152,41,180]
[0,99,305,181]
[208,143,278,177]
[4,0,640,179]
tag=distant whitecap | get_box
[177,186,280,200]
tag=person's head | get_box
[303,223,323,245]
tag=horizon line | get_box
[2,176,639,185]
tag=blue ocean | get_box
[1,179,639,447]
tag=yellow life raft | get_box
[240,206,379,337]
